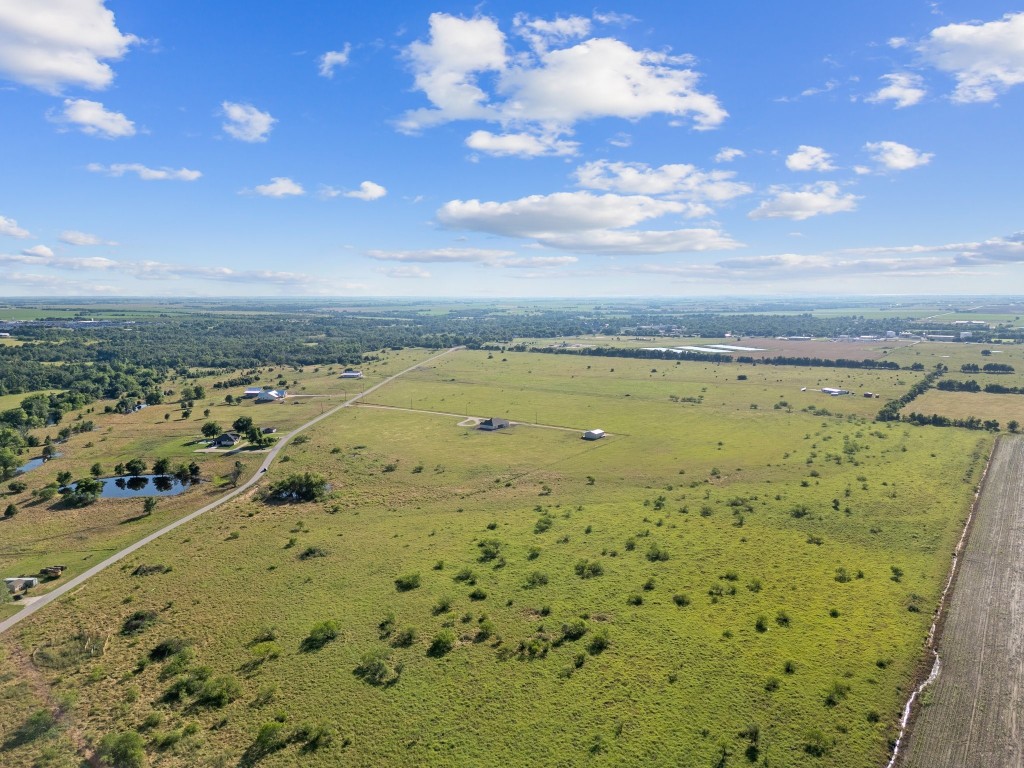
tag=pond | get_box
[89,475,194,498]
[15,454,61,475]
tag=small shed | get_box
[4,576,39,593]
[479,417,510,431]
[340,370,363,379]
[583,429,606,441]
[262,427,278,434]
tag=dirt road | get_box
[901,435,1024,767]
[0,347,463,637]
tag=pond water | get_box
[15,454,60,475]
[86,475,194,498]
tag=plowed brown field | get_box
[901,435,1024,767]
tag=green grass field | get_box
[0,349,988,768]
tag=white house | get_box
[256,389,286,403]
[583,429,606,441]
[339,370,363,379]
[821,388,850,396]
[242,387,263,398]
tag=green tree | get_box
[3,504,16,518]
[97,730,147,768]
[125,458,147,476]
[90,462,103,477]
[143,497,158,515]
[201,422,221,438]
[232,415,254,433]
[230,461,246,487]
[56,470,72,487]
[1008,420,1020,433]
[152,458,171,476]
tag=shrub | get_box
[468,588,487,601]
[432,597,453,615]
[534,516,553,534]
[4,709,57,748]
[626,593,643,606]
[249,721,287,759]
[824,681,850,707]
[121,610,158,636]
[149,638,189,661]
[477,539,502,562]
[764,677,780,692]
[776,611,791,627]
[574,559,604,579]
[804,729,831,756]
[624,537,636,551]
[527,546,540,560]
[784,660,797,674]
[672,593,691,607]
[428,629,456,657]
[392,627,417,648]
[560,619,587,642]
[524,571,548,589]
[195,675,242,708]
[587,628,610,655]
[755,616,768,633]
[835,567,852,583]
[298,546,328,560]
[646,543,669,562]
[267,473,329,503]
[394,573,421,592]
[96,731,146,767]
[301,621,339,651]
[453,567,476,585]
[353,647,402,686]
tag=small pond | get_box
[86,475,194,498]
[15,454,60,475]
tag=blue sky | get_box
[1,1,1022,298]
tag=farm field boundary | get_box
[899,435,1024,767]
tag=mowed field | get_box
[0,349,434,615]
[901,436,1024,768]
[0,350,989,767]
[904,391,1024,426]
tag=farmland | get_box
[900,435,1024,768]
[0,346,989,767]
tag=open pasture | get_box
[0,349,988,767]
[904,390,1024,426]
[363,349,909,424]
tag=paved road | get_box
[0,347,463,636]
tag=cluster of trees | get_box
[201,416,275,448]
[904,413,1008,432]
[876,366,947,422]
[266,473,328,502]
[961,363,1015,374]
[937,379,1024,394]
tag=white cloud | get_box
[399,13,726,136]
[318,43,351,77]
[888,37,909,49]
[379,265,432,279]
[466,129,578,157]
[60,230,115,246]
[221,101,276,142]
[800,79,838,97]
[500,255,578,267]
[87,163,202,181]
[785,145,835,172]
[0,0,138,93]
[0,215,30,238]
[513,13,591,53]
[864,140,934,170]
[437,190,741,255]
[608,132,632,148]
[853,165,871,175]
[344,181,387,201]
[919,12,1024,103]
[749,182,859,221]
[866,73,926,108]
[574,160,751,202]
[715,147,745,163]
[252,177,305,197]
[53,98,134,138]
[22,244,53,258]
[368,248,516,263]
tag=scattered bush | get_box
[587,628,610,655]
[468,588,487,601]
[298,546,327,560]
[672,593,691,607]
[428,629,456,657]
[646,543,669,562]
[195,675,242,708]
[301,621,339,651]
[121,610,158,636]
[524,571,548,589]
[394,573,421,592]
[353,647,402,686]
[626,593,643,606]
[574,559,604,579]
[453,567,476,585]
[96,730,146,768]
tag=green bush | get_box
[301,621,339,651]
[96,730,146,768]
[524,571,548,588]
[353,647,402,686]
[121,610,158,636]
[574,559,604,579]
[394,573,421,592]
[587,628,610,655]
[672,593,691,607]
[428,629,456,657]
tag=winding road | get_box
[0,346,463,637]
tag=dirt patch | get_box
[899,435,1024,767]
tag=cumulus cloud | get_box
[715,147,745,163]
[513,13,591,52]
[785,145,835,172]
[919,12,1024,103]
[221,101,276,142]
[437,190,741,254]
[398,13,726,137]
[22,244,53,259]
[864,140,934,170]
[0,215,30,238]
[466,130,579,157]
[866,73,926,108]
[344,181,387,201]
[574,160,751,202]
[52,98,135,138]
[252,177,305,197]
[748,182,859,221]
[318,44,351,77]
[0,0,138,93]
[60,230,115,246]
[87,163,202,181]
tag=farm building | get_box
[41,565,67,578]
[4,576,39,593]
[821,388,850,396]
[256,389,286,403]
[261,427,278,434]
[339,370,363,379]
[583,429,606,440]
[479,417,510,431]
[214,432,242,447]
[242,387,263,398]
